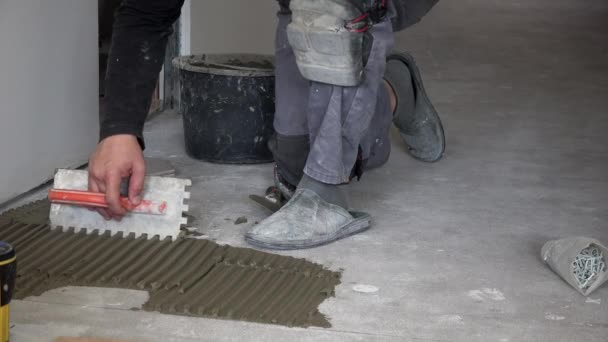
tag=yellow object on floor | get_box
[0,242,16,342]
[55,338,134,342]
[0,306,8,342]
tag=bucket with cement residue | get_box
[173,54,275,164]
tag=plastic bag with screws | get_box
[542,237,608,296]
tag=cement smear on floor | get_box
[0,200,341,327]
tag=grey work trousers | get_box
[272,0,437,185]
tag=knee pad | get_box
[287,0,375,86]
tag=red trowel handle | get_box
[48,189,167,215]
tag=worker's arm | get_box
[101,0,184,145]
[90,0,184,219]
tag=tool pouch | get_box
[541,237,608,296]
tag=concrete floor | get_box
[7,0,608,341]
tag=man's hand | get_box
[88,134,146,220]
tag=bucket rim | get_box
[173,54,275,77]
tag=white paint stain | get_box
[249,106,255,112]
[467,288,506,302]
[351,234,369,241]
[188,234,209,240]
[572,322,593,327]
[352,284,379,294]
[437,314,464,324]
[585,297,601,304]
[545,313,565,321]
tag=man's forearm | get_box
[100,0,184,148]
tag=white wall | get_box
[189,0,278,55]
[0,0,99,204]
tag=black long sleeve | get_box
[100,0,185,149]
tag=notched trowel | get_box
[249,186,287,213]
[48,169,191,240]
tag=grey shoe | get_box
[245,189,371,250]
[385,52,445,162]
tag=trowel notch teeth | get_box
[180,217,189,226]
[185,179,192,187]
[183,192,191,200]
[159,233,176,241]
[182,205,190,213]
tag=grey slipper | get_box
[385,52,445,162]
[245,189,371,250]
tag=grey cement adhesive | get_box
[0,200,341,328]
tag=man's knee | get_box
[389,0,439,32]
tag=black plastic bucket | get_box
[173,54,275,164]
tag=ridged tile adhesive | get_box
[0,200,341,327]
